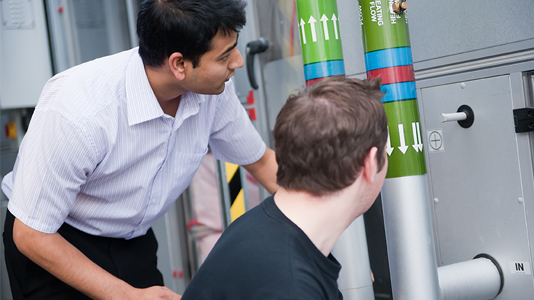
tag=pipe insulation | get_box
[295,0,345,86]
[358,0,440,298]
[381,175,440,299]
[438,255,503,300]
[331,216,375,300]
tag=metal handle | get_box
[438,105,475,128]
[245,38,269,90]
[439,112,467,123]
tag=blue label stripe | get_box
[381,81,417,102]
[365,47,413,71]
[304,60,345,81]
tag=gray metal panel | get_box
[515,71,534,300]
[420,75,534,299]
[409,0,534,65]
[0,0,53,108]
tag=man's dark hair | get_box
[137,0,247,68]
[274,76,388,197]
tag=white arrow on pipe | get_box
[300,18,307,44]
[308,15,317,42]
[386,126,394,156]
[412,122,423,152]
[332,13,339,39]
[320,14,330,40]
[398,124,408,154]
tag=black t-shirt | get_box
[182,195,343,300]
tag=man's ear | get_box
[168,52,186,81]
[362,147,379,184]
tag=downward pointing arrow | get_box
[398,124,408,154]
[411,122,419,152]
[386,126,394,156]
[299,18,307,44]
[308,15,317,42]
[320,14,330,40]
[417,122,423,152]
[411,122,423,152]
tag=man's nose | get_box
[230,49,245,70]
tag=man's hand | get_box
[134,286,182,300]
[243,147,279,194]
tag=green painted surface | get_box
[359,0,411,53]
[296,0,344,64]
[384,100,426,178]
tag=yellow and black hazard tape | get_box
[225,162,246,222]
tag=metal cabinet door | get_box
[421,75,534,299]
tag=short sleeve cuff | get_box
[7,201,63,234]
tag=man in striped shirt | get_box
[2,0,278,299]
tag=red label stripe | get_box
[306,77,324,87]
[366,65,415,85]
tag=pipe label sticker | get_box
[510,261,531,274]
[384,101,426,178]
[296,0,343,65]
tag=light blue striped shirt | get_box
[2,48,266,239]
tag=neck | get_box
[144,65,186,117]
[273,184,367,256]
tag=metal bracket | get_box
[513,108,534,133]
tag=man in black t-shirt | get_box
[182,76,388,300]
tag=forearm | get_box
[243,147,279,194]
[13,218,135,300]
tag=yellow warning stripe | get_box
[225,162,246,222]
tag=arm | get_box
[12,218,181,300]
[242,147,279,194]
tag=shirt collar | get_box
[125,48,165,126]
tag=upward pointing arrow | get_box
[320,14,330,40]
[332,14,339,39]
[398,124,408,154]
[299,18,307,44]
[386,126,394,156]
[308,15,317,42]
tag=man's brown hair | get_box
[273,76,388,196]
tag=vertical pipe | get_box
[295,0,345,86]
[357,1,440,299]
[331,216,375,300]
[295,1,373,299]
[125,0,139,47]
[215,160,232,229]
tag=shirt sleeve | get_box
[7,83,100,234]
[209,80,266,165]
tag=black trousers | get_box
[3,210,164,300]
